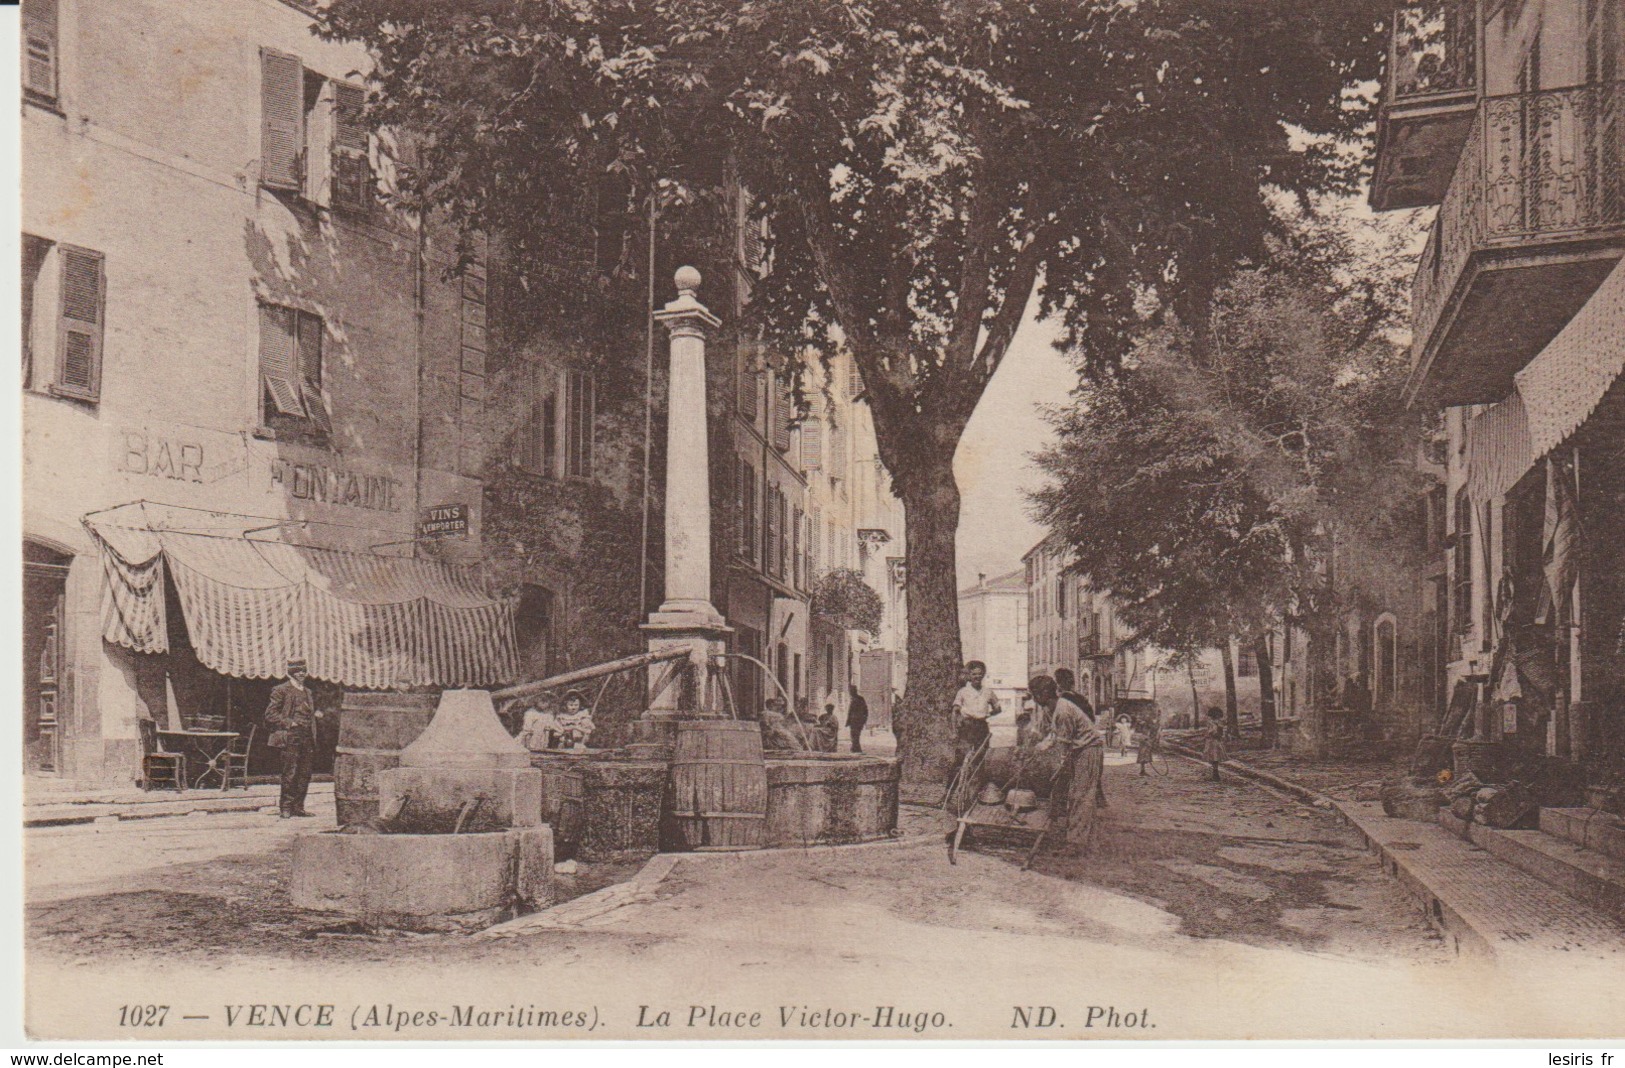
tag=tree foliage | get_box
[317,0,1393,781]
[811,568,885,637]
[1033,207,1430,729]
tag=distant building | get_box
[958,569,1028,712]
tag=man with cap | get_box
[265,657,321,818]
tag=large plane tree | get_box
[319,0,1389,784]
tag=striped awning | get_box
[87,507,517,689]
[1464,390,1532,504]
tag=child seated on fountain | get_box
[518,703,560,752]
[553,690,596,751]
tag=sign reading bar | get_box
[419,503,469,540]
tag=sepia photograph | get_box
[13,0,1625,1044]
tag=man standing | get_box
[266,657,320,819]
[951,660,1001,778]
[846,685,869,753]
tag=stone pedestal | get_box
[378,765,545,831]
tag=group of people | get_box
[758,685,871,753]
[948,661,1108,852]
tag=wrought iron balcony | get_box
[1409,82,1625,406]
[1371,2,1481,211]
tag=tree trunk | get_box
[1187,660,1200,729]
[1254,634,1278,749]
[894,452,964,788]
[1219,640,1240,740]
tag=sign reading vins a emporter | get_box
[419,503,469,540]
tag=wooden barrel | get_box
[669,719,767,851]
[334,692,438,826]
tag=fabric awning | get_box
[1515,260,1625,459]
[1464,390,1532,504]
[87,505,517,689]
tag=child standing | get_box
[1137,715,1160,777]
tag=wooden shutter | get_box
[846,359,862,397]
[23,0,59,101]
[331,82,372,211]
[800,417,822,470]
[793,508,804,588]
[259,304,306,418]
[297,312,332,437]
[566,370,595,479]
[736,347,759,418]
[260,49,305,192]
[772,377,792,451]
[55,246,104,401]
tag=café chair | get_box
[220,725,256,791]
[138,718,186,793]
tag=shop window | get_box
[23,0,58,107]
[259,302,331,440]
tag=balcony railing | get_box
[1388,2,1478,103]
[1411,81,1625,395]
[1372,2,1482,209]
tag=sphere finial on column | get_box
[674,265,702,295]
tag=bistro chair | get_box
[220,725,256,791]
[137,718,186,793]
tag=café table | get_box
[157,729,240,790]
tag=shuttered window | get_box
[736,348,759,420]
[564,370,595,480]
[23,0,58,103]
[54,245,105,402]
[330,82,373,211]
[772,376,792,452]
[260,49,305,192]
[260,303,329,437]
[846,359,862,398]
[740,460,759,563]
[800,417,822,471]
[764,485,780,577]
[792,508,804,589]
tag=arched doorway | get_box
[24,541,72,775]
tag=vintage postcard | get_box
[16,0,1625,1043]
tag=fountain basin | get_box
[377,766,545,831]
[764,754,899,847]
[291,826,554,932]
[533,749,900,856]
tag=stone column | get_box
[634,268,730,753]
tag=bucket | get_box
[334,692,438,825]
[669,719,767,851]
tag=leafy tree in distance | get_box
[317,0,1390,783]
[1034,209,1429,746]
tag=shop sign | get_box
[269,459,403,513]
[419,503,469,540]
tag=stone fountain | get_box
[291,689,554,932]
